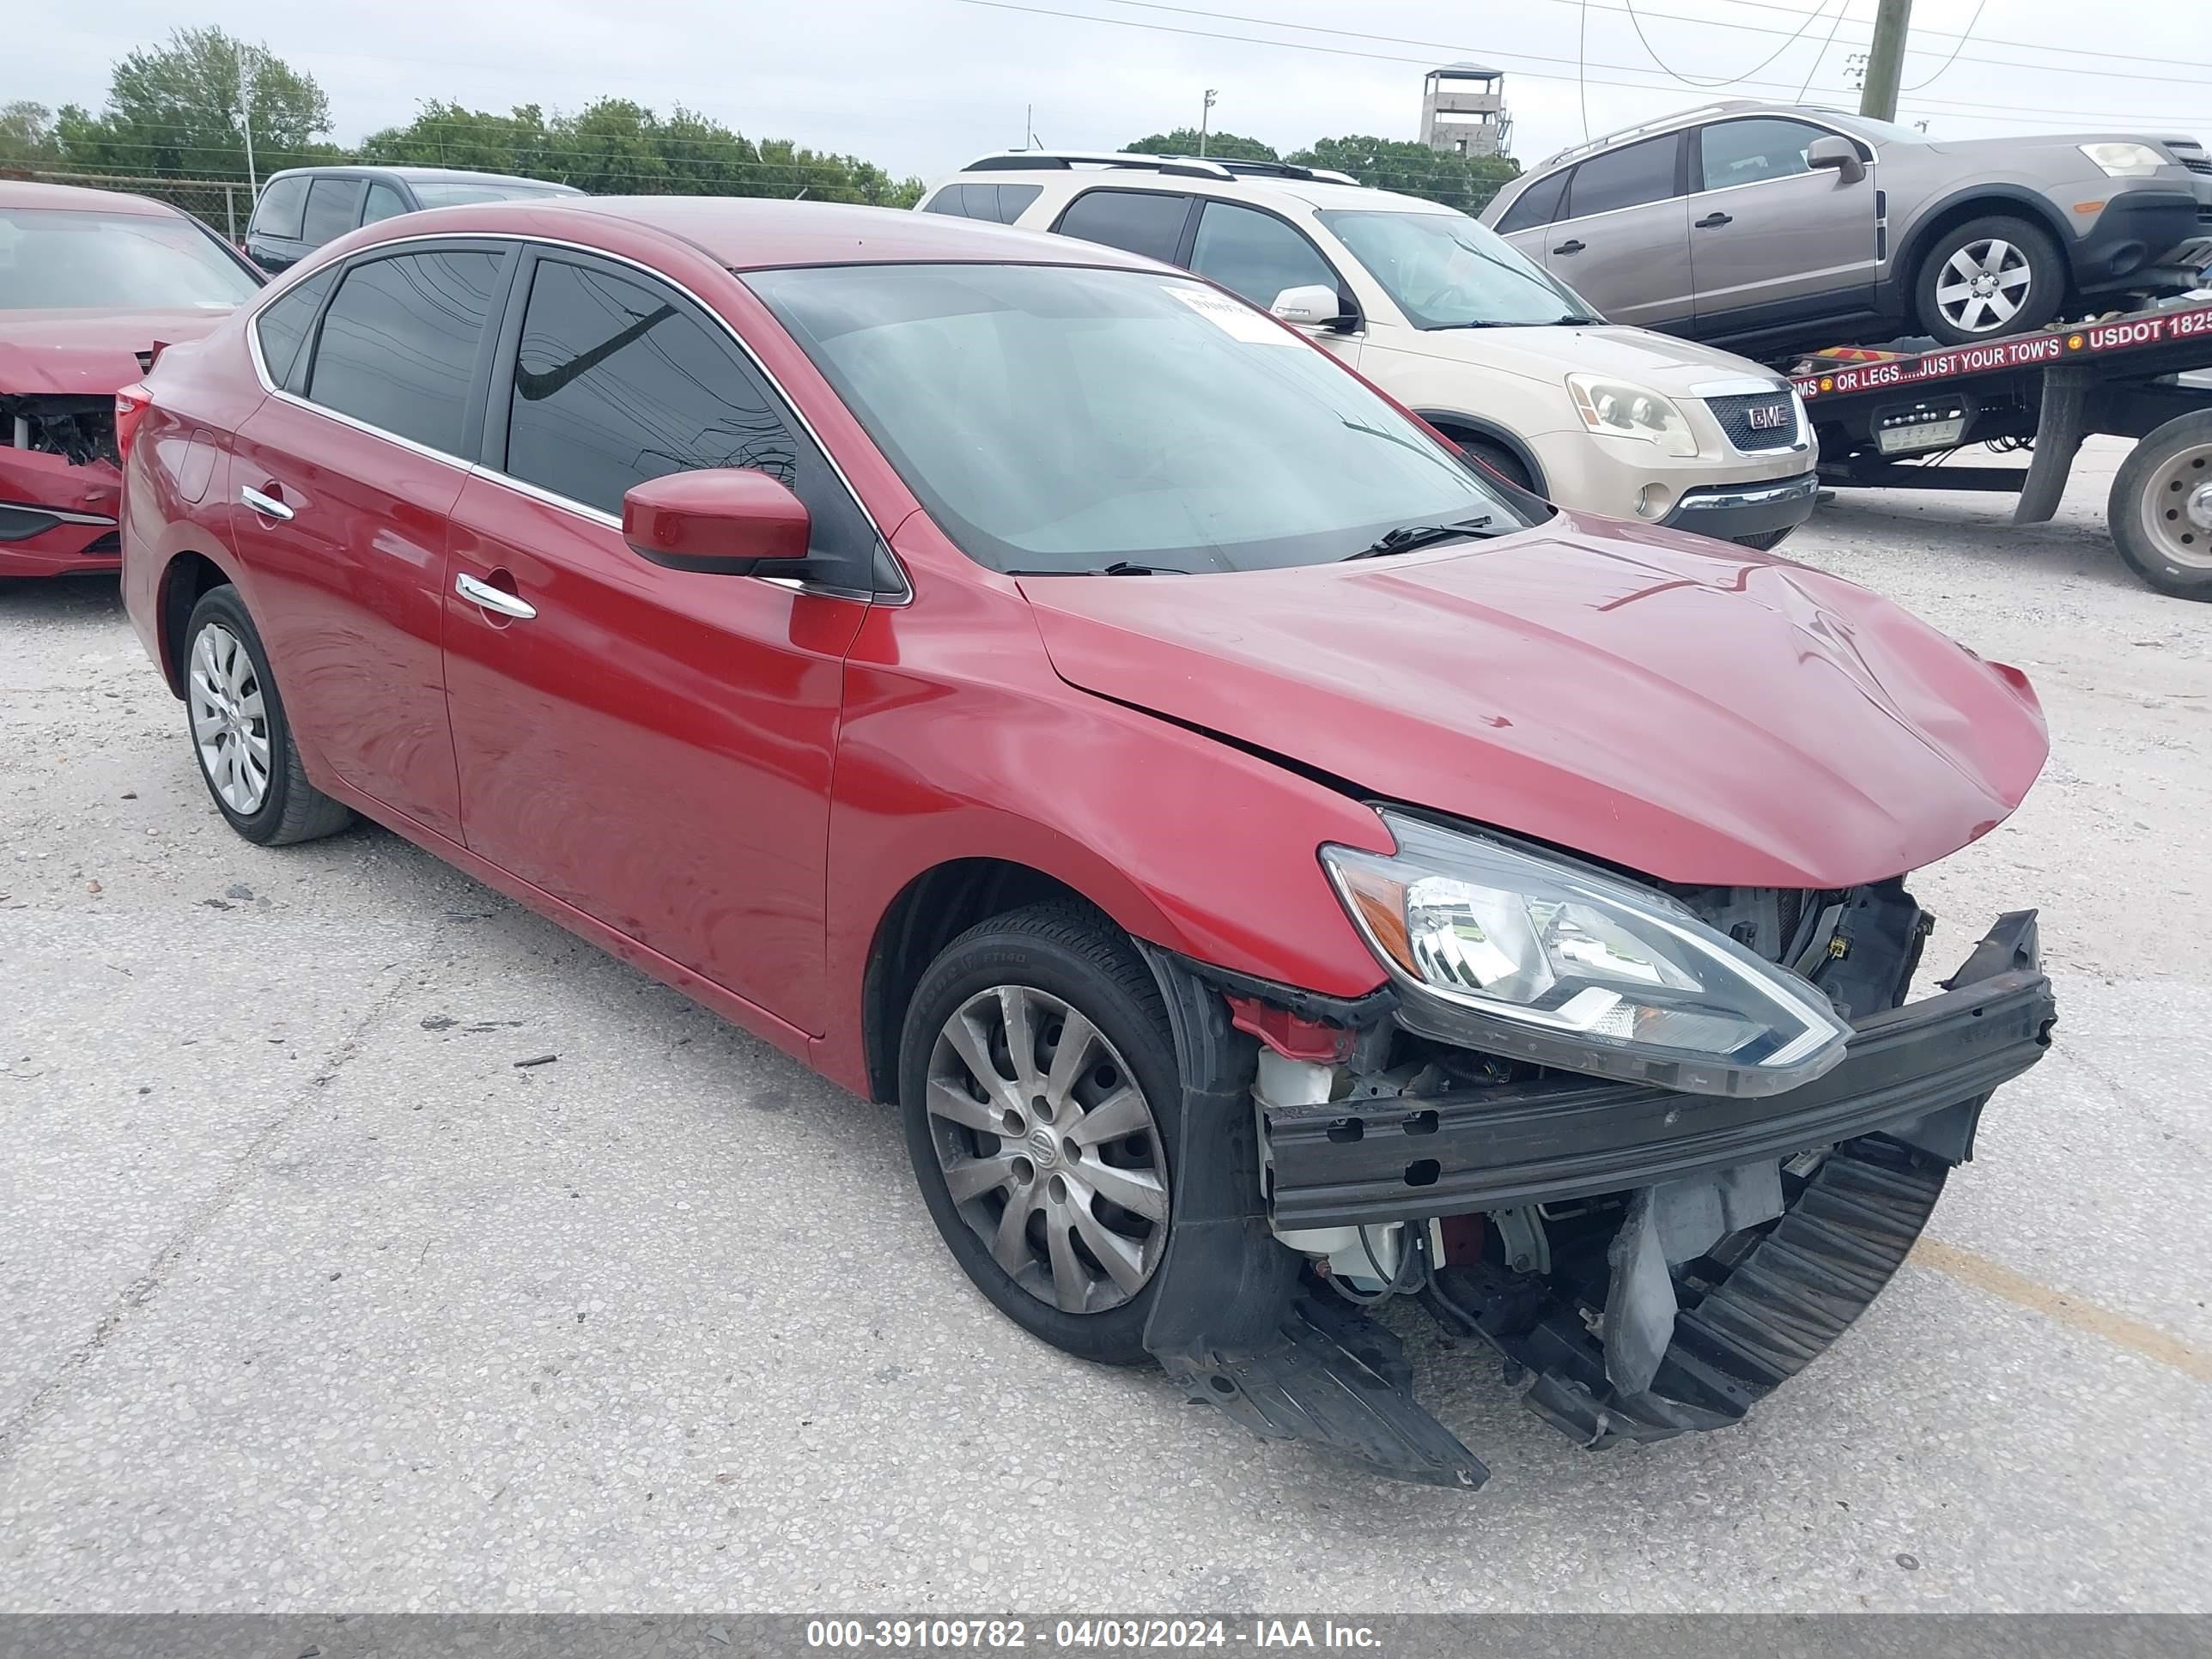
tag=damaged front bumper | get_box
[1261,913,2052,1230]
[1147,913,2054,1489]
[0,447,124,578]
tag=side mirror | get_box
[1271,283,1352,333]
[622,467,811,575]
[1807,136,1868,185]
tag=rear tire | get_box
[898,901,1179,1365]
[1913,216,2065,345]
[182,586,355,845]
[2108,411,2212,599]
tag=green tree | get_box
[1122,127,1278,161]
[52,27,337,180]
[357,100,554,178]
[1286,136,1519,214]
[0,101,58,169]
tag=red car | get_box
[1,181,261,579]
[119,197,2056,1488]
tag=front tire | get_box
[1914,216,2064,344]
[183,586,355,845]
[898,902,1179,1365]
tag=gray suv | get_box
[244,166,581,274]
[1482,101,2212,355]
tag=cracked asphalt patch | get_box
[1,441,2207,1611]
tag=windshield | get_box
[1320,209,1601,330]
[0,208,258,311]
[407,179,572,208]
[746,263,1525,576]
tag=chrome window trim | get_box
[243,228,911,605]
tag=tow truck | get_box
[1790,293,2212,599]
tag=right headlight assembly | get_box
[1565,374,1699,459]
[1322,812,1852,1097]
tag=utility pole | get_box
[238,45,260,197]
[1199,88,1218,156]
[1859,0,1913,124]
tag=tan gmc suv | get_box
[921,151,1818,548]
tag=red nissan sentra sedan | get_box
[118,197,2055,1487]
[1,180,260,579]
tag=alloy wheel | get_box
[924,984,1168,1315]
[1935,239,2033,334]
[188,622,271,815]
[2142,441,2212,571]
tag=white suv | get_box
[921,152,1818,548]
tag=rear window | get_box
[1494,171,1567,234]
[252,177,308,241]
[922,183,1043,224]
[1564,136,1682,219]
[252,267,337,387]
[1053,190,1191,264]
[306,248,505,454]
[0,207,259,311]
[406,179,571,209]
[300,178,365,245]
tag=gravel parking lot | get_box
[3,437,2207,1613]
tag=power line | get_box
[1618,0,1838,90]
[948,0,2212,130]
[1091,0,2212,92]
[1902,0,1993,92]
[1797,0,1856,100]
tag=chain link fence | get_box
[6,170,258,241]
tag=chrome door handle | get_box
[455,571,537,622]
[240,485,293,521]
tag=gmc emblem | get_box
[1747,403,1792,430]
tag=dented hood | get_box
[1018,517,2049,890]
[0,307,228,397]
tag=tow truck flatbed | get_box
[1791,295,2212,599]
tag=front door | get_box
[1187,198,1362,366]
[228,243,514,840]
[1541,134,1695,331]
[1686,117,1880,328]
[441,249,873,1031]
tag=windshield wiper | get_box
[1342,515,1501,561]
[1007,561,1195,576]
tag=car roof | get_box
[404,195,1175,270]
[264,164,579,190]
[0,179,181,216]
[945,163,1459,219]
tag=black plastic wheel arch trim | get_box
[1263,912,2055,1230]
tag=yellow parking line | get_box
[1910,1237,2212,1385]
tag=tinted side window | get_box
[362,181,410,224]
[1698,119,1828,191]
[301,179,365,245]
[987,184,1042,223]
[921,185,971,217]
[1054,191,1190,263]
[307,249,504,454]
[504,258,798,517]
[1189,202,1338,307]
[1495,171,1567,234]
[252,267,337,388]
[1563,137,1680,219]
[252,177,308,241]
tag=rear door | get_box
[440,248,875,1030]
[1050,189,1198,265]
[1186,198,1360,364]
[1539,135,1694,329]
[229,240,514,840]
[297,176,367,254]
[1686,116,1879,329]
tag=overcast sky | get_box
[13,0,2211,185]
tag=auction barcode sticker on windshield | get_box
[1165,283,1301,345]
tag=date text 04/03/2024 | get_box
[804,1619,1382,1650]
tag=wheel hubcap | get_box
[188,622,272,814]
[1936,239,2032,334]
[925,985,1168,1315]
[2144,446,2212,569]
